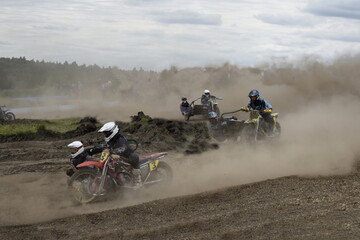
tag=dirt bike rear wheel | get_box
[68,169,100,204]
[6,112,15,121]
[147,162,173,185]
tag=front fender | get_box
[77,161,104,169]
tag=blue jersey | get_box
[247,97,272,111]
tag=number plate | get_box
[149,160,159,171]
[100,152,110,162]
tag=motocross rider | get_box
[208,111,237,141]
[241,89,275,133]
[179,97,191,116]
[66,141,103,177]
[98,122,142,188]
[201,89,222,106]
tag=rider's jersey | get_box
[247,97,272,111]
[201,94,219,105]
[180,101,190,114]
[106,133,133,158]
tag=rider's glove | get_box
[241,107,250,112]
[264,109,272,113]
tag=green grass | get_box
[0,118,82,136]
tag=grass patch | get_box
[0,118,82,136]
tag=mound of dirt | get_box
[0,113,216,155]
[118,112,217,154]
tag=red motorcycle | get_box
[67,149,172,204]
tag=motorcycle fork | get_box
[273,116,277,131]
[93,162,109,195]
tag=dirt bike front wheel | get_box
[6,112,15,121]
[67,169,100,204]
[273,122,281,138]
[241,125,257,144]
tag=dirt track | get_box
[1,116,360,239]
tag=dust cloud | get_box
[1,54,360,225]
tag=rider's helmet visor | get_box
[70,147,81,154]
[103,131,112,138]
[250,96,257,101]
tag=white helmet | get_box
[98,122,119,142]
[204,89,210,94]
[67,141,84,158]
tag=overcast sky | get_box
[0,0,359,70]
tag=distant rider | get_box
[98,122,142,188]
[241,89,274,133]
[179,97,191,116]
[66,141,103,177]
[201,89,222,106]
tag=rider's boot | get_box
[132,168,143,189]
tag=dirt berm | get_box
[1,113,360,239]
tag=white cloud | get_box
[0,0,359,69]
[152,10,222,25]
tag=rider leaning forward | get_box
[241,89,275,133]
[66,141,103,177]
[201,89,222,106]
[67,121,142,188]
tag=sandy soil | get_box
[1,114,360,240]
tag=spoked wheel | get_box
[273,122,281,138]
[68,169,101,204]
[6,112,15,121]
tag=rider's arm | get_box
[86,146,103,156]
[210,95,222,100]
[263,99,272,109]
[111,136,132,157]
[246,101,251,109]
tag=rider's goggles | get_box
[103,131,112,138]
[70,147,81,154]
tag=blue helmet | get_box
[248,89,260,98]
[208,111,218,120]
[209,112,218,124]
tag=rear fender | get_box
[139,152,168,168]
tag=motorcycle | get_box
[67,149,172,204]
[0,105,16,121]
[208,113,245,142]
[240,108,281,143]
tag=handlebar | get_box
[220,108,271,118]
